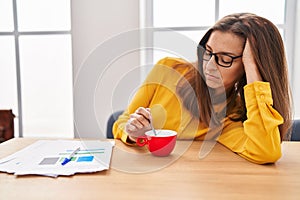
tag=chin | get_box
[206,83,227,96]
[206,81,223,90]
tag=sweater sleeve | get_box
[218,81,284,164]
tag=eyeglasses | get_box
[197,45,242,68]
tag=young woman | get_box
[113,13,292,164]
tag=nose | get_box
[205,55,218,71]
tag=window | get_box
[0,0,73,138]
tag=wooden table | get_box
[0,138,299,200]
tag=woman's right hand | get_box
[125,107,152,141]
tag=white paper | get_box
[0,140,115,177]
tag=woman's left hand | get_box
[242,39,262,83]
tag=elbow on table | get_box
[241,148,282,164]
[261,151,282,164]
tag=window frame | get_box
[0,0,72,137]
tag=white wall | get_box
[71,0,141,138]
[293,1,300,119]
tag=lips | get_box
[205,73,220,81]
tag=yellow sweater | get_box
[113,57,283,164]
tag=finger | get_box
[128,115,144,129]
[243,39,254,57]
[130,113,150,128]
[135,107,151,121]
[125,122,146,138]
[125,123,137,133]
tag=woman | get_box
[113,13,292,164]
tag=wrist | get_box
[245,64,262,83]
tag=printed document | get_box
[0,140,115,177]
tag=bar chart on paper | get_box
[39,148,106,166]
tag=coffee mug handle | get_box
[136,136,148,147]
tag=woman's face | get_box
[203,30,245,94]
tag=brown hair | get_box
[176,13,292,140]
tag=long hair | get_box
[176,13,292,140]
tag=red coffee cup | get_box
[136,129,177,156]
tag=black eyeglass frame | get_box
[197,45,243,68]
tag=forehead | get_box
[206,30,244,53]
